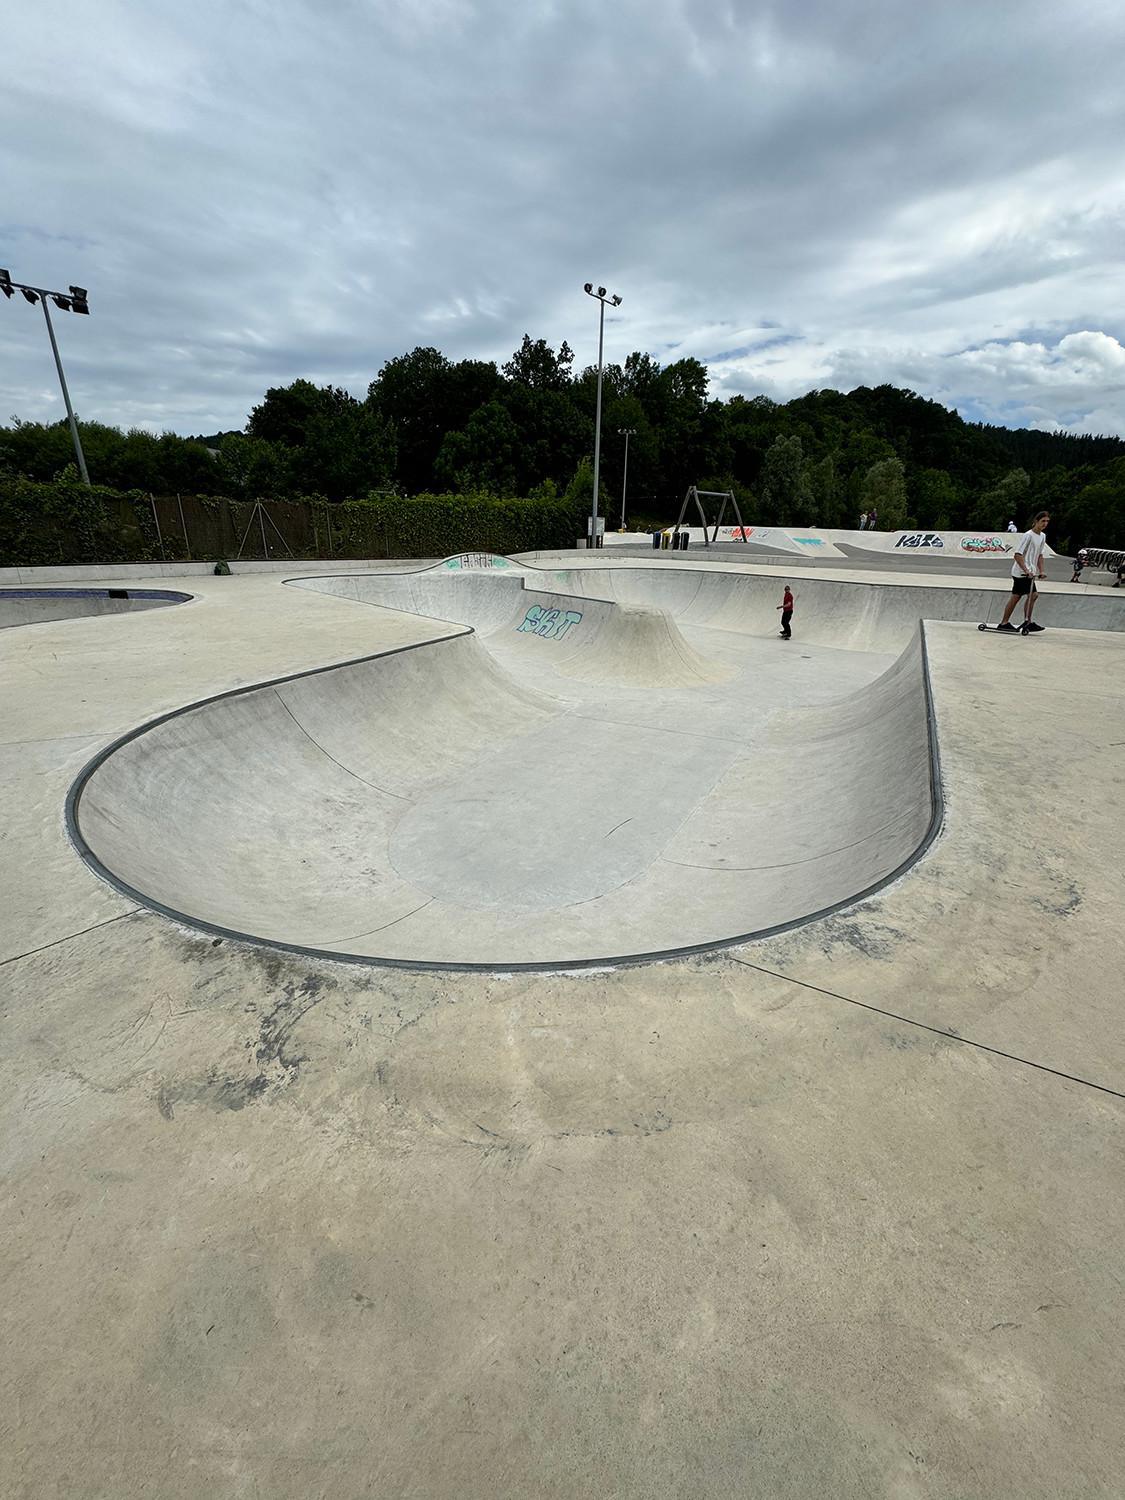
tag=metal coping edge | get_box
[0,587,194,602]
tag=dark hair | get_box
[1032,511,1050,523]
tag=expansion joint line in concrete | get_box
[271,689,411,800]
[728,956,1125,1102]
[0,908,142,970]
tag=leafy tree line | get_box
[3,337,1124,551]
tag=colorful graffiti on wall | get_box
[441,553,515,570]
[517,604,583,640]
[960,537,1012,554]
[894,532,944,549]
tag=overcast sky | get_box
[3,0,1125,438]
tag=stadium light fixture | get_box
[582,282,623,548]
[0,270,92,484]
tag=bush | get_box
[0,474,159,566]
[0,478,584,566]
[330,491,584,557]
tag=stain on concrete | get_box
[253,973,334,1076]
[152,972,336,1115]
[163,1068,271,1113]
[1030,877,1082,919]
[756,909,910,968]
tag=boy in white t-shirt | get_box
[996,512,1050,631]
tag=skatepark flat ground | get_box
[2,558,1124,1498]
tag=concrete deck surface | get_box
[2,561,1123,1498]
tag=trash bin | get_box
[651,529,660,550]
[678,530,689,550]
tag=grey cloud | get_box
[2,0,1124,437]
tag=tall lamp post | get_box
[1,269,92,486]
[617,427,636,531]
[583,282,621,549]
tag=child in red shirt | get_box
[777,585,794,639]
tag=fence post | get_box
[176,493,189,559]
[149,494,166,561]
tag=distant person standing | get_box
[1071,547,1088,583]
[859,511,868,530]
[777,583,795,639]
[996,512,1050,632]
[1007,519,1018,532]
[868,506,878,531]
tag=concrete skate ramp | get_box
[69,617,940,969]
[289,571,730,687]
[0,587,190,630]
[534,565,1125,647]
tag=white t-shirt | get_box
[1011,529,1046,579]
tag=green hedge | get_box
[0,474,160,567]
[0,479,585,566]
[326,491,583,558]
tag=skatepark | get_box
[3,547,1124,1497]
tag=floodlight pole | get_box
[583,283,621,548]
[618,427,635,530]
[1,270,92,486]
[39,295,91,487]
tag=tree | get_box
[645,357,711,498]
[502,335,574,391]
[562,456,611,525]
[433,402,522,496]
[7,354,1125,531]
[367,347,455,493]
[807,455,843,527]
[248,379,341,448]
[759,435,811,523]
[244,379,395,499]
[910,468,961,529]
[447,359,503,424]
[1064,457,1125,552]
[969,467,1030,529]
[860,457,909,530]
[217,434,290,498]
[299,405,396,501]
[500,384,590,494]
[621,351,662,404]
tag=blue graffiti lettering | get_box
[516,605,583,640]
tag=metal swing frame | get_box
[671,486,748,548]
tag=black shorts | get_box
[1011,575,1037,597]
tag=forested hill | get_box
[978,422,1125,473]
[2,339,1123,549]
